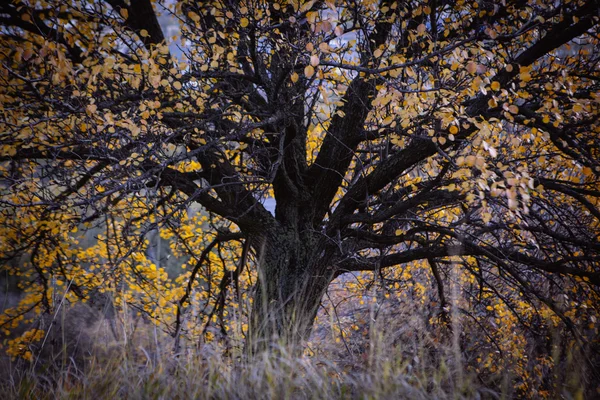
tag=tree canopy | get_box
[1,0,600,393]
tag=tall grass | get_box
[2,285,596,399]
[0,302,490,400]
[1,343,484,399]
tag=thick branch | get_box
[105,0,166,50]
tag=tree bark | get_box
[246,227,333,354]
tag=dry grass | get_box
[0,301,491,400]
[1,346,484,400]
[3,288,596,399]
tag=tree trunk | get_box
[247,227,333,354]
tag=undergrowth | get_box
[1,294,595,399]
[0,303,491,400]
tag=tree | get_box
[1,0,599,364]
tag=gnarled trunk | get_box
[247,228,333,354]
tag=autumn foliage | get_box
[1,0,599,397]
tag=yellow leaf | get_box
[304,65,315,78]
[482,212,492,224]
[467,62,478,74]
[417,24,426,34]
[240,18,249,28]
[87,104,97,114]
[173,81,182,90]
[519,71,531,82]
[140,29,149,38]
[310,55,320,67]
[130,125,141,137]
[119,8,128,19]
[300,0,316,12]
[290,72,299,83]
[188,11,200,22]
[491,81,500,91]
[508,105,519,114]
[449,125,459,134]
[572,103,584,113]
[22,48,33,61]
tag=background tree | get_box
[1,0,599,381]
